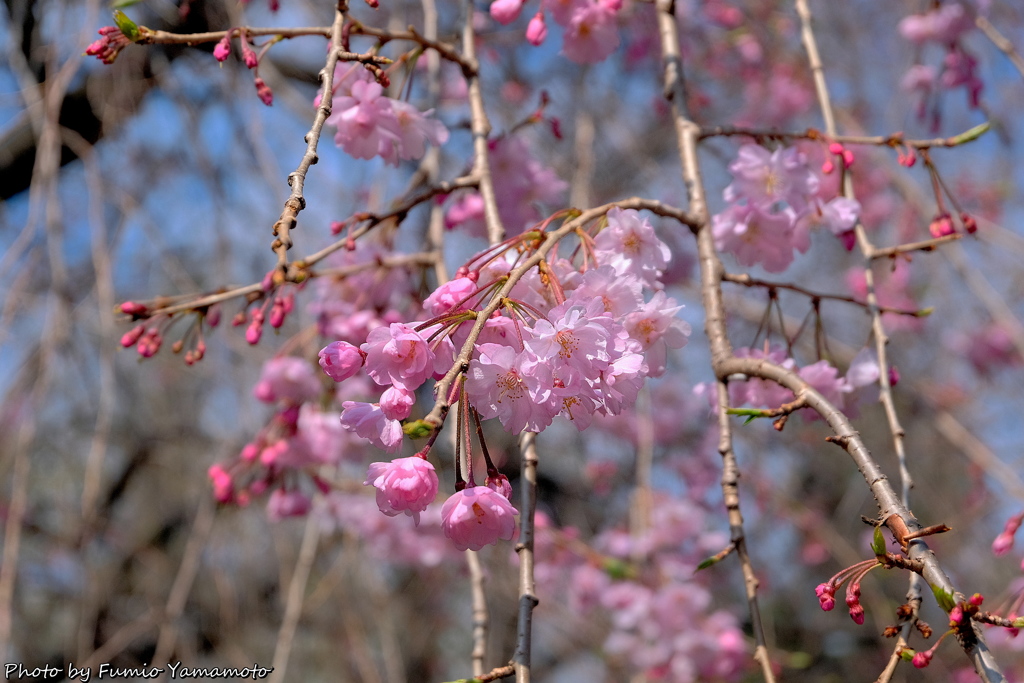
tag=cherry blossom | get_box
[441,486,518,551]
[253,356,322,404]
[361,323,436,390]
[364,456,439,525]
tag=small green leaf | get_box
[947,121,990,146]
[900,648,916,662]
[915,307,935,317]
[786,652,813,669]
[402,420,434,439]
[602,558,635,580]
[931,585,956,612]
[871,526,886,556]
[743,415,758,425]
[1013,617,1024,629]
[696,556,718,571]
[112,10,140,41]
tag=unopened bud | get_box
[254,77,273,106]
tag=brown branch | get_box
[699,124,990,149]
[976,15,1024,81]
[441,663,516,683]
[138,26,331,43]
[870,232,963,260]
[722,272,930,317]
[715,381,777,682]
[348,23,470,72]
[460,0,505,245]
[466,550,489,678]
[270,4,348,274]
[513,432,540,683]
[655,1,777,679]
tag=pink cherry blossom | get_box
[623,292,691,377]
[364,456,439,525]
[466,343,555,433]
[724,144,819,212]
[441,486,518,551]
[318,341,365,381]
[379,100,450,167]
[380,385,415,420]
[594,208,671,288]
[527,298,613,378]
[712,203,803,273]
[569,266,642,318]
[361,323,435,390]
[341,401,404,452]
[561,2,620,64]
[253,356,322,404]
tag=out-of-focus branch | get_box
[976,15,1024,81]
[870,233,963,259]
[152,498,216,664]
[716,382,776,682]
[268,505,322,683]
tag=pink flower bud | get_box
[246,320,263,345]
[888,365,900,386]
[319,341,365,382]
[267,489,311,521]
[255,77,273,106]
[208,465,233,503]
[949,605,964,624]
[213,36,231,62]
[912,651,932,669]
[119,301,148,315]
[848,603,865,625]
[380,385,415,420]
[241,443,260,461]
[821,159,835,174]
[828,142,844,155]
[970,593,984,606]
[486,473,513,500]
[842,149,855,167]
[241,42,258,69]
[929,213,955,238]
[121,324,146,348]
[961,212,978,234]
[269,297,287,329]
[526,12,548,46]
[490,0,525,24]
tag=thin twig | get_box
[722,272,930,317]
[976,15,1024,81]
[270,3,348,273]
[467,551,489,677]
[870,233,963,259]
[268,508,322,683]
[461,0,505,245]
[699,124,990,149]
[152,498,216,664]
[716,382,777,682]
[655,1,777,679]
[513,432,539,683]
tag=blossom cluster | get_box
[323,65,449,166]
[445,135,568,237]
[532,496,747,682]
[491,0,624,64]
[712,144,861,272]
[899,2,982,118]
[314,208,689,549]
